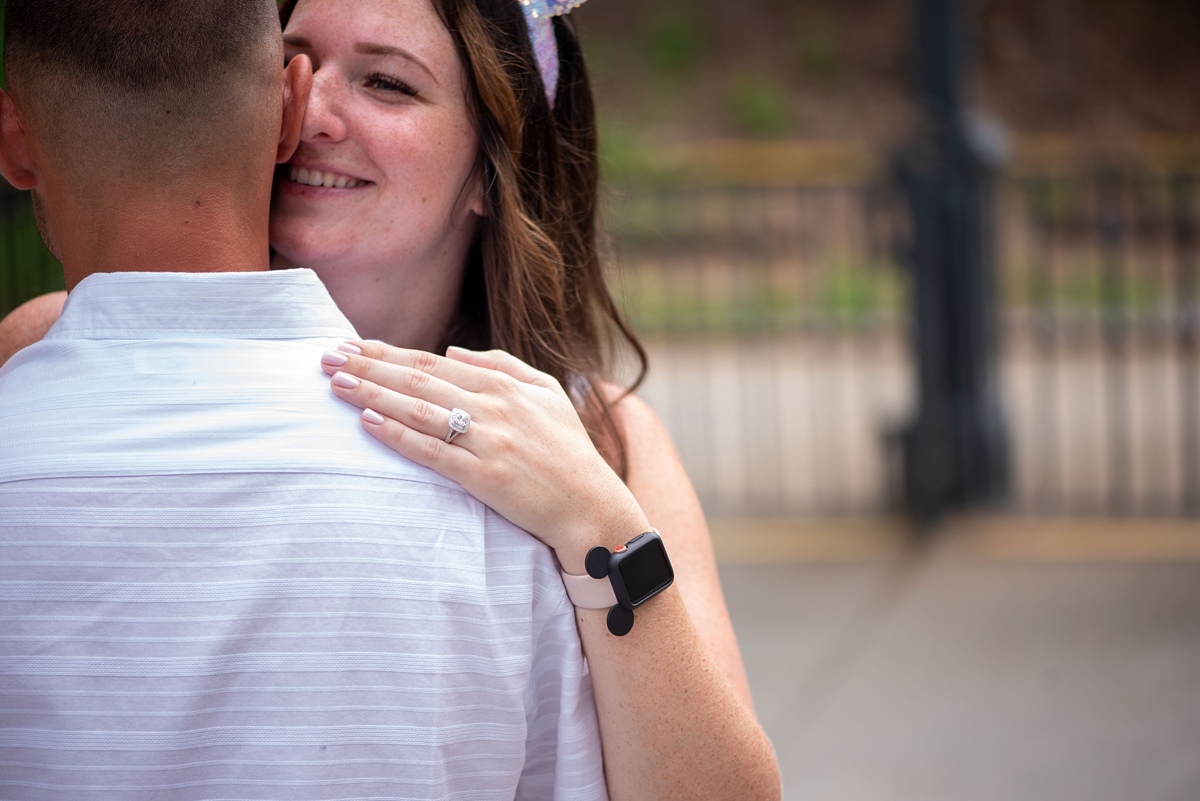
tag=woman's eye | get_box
[366,73,418,97]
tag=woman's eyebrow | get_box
[282,34,310,48]
[354,42,438,85]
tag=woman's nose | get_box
[300,67,349,143]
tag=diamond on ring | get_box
[445,408,471,443]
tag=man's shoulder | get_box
[0,334,433,484]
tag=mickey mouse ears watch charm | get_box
[559,530,675,636]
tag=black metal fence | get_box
[610,167,1200,519]
[607,181,910,518]
[1004,170,1200,517]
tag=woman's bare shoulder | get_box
[597,380,667,440]
[595,381,686,477]
[595,380,696,489]
[596,379,755,705]
[0,291,67,367]
[596,380,702,524]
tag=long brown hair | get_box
[279,0,647,478]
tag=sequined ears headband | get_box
[520,0,587,107]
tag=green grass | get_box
[614,258,905,336]
[814,260,905,323]
[795,11,843,83]
[597,121,660,187]
[1007,262,1170,315]
[725,73,794,138]
[640,5,707,79]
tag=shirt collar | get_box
[46,269,359,341]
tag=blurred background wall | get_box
[573,0,1200,521]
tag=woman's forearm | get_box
[575,587,781,801]
[569,391,780,801]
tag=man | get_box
[0,2,605,799]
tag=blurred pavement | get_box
[716,518,1200,801]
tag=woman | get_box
[0,0,781,798]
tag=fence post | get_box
[1172,173,1199,515]
[891,0,1010,521]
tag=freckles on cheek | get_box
[377,216,401,244]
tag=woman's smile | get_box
[279,157,374,196]
[286,165,368,189]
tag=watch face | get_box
[616,535,674,606]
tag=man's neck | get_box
[54,182,272,290]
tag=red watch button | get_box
[614,545,627,553]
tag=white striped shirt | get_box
[0,270,606,801]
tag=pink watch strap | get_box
[559,569,618,609]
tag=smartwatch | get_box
[559,530,675,636]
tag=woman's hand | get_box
[320,341,649,573]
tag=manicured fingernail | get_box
[362,408,386,425]
[338,342,363,355]
[322,350,349,367]
[332,371,360,389]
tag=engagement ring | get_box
[445,408,471,443]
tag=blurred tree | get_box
[794,9,843,84]
[640,5,707,78]
[725,73,793,138]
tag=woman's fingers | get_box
[321,348,470,412]
[324,342,568,422]
[357,405,478,481]
[445,346,561,392]
[338,340,497,393]
[328,369,475,449]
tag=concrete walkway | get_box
[717,518,1200,801]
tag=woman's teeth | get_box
[289,167,364,188]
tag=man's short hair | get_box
[4,0,282,174]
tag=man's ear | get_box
[277,54,313,164]
[0,90,39,190]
